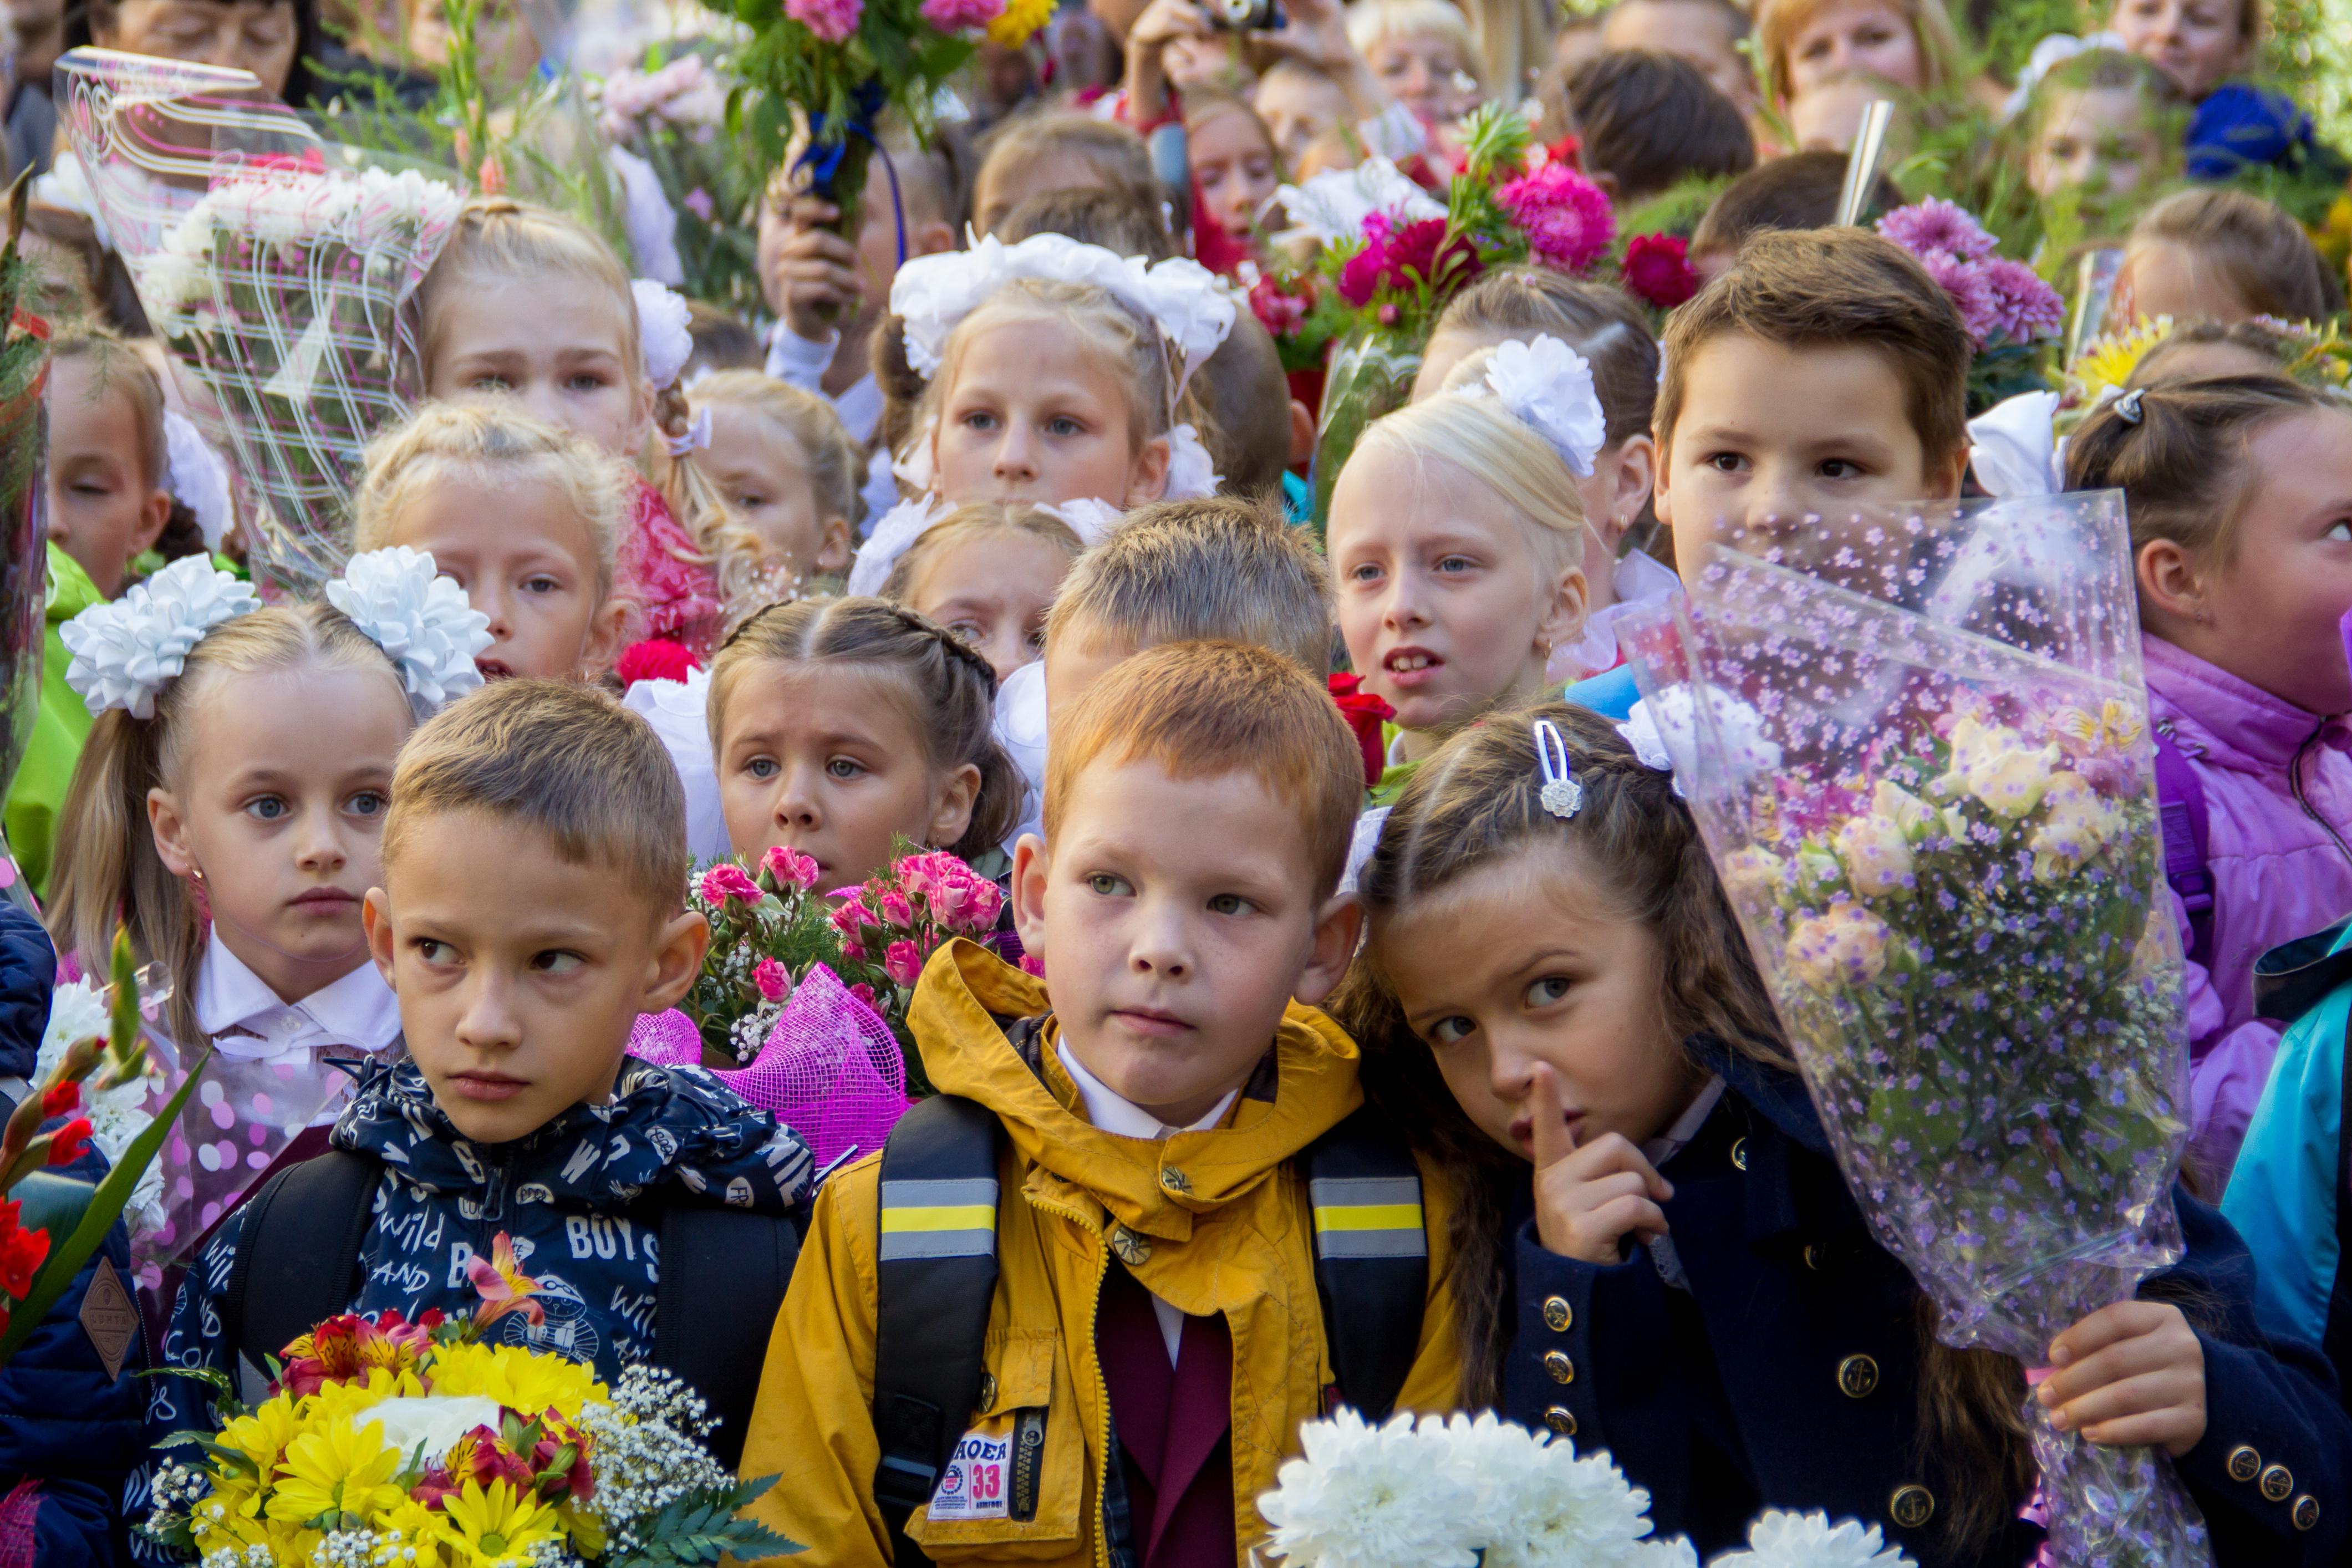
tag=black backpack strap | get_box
[871,1094,1004,1564]
[221,1149,379,1396]
[1301,1104,1428,1421]
[657,1204,800,1473]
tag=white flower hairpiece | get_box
[845,494,955,598]
[1476,335,1608,478]
[1037,497,1123,544]
[633,278,695,390]
[2000,31,2125,120]
[324,547,493,717]
[889,233,1236,388]
[162,410,235,552]
[1615,686,1785,798]
[1163,424,1222,500]
[60,556,261,719]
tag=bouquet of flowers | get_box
[58,48,468,590]
[0,179,53,829]
[1621,491,2209,1567]
[684,845,841,1062]
[1876,198,2066,415]
[829,848,1008,1091]
[140,1233,798,1566]
[594,52,765,316]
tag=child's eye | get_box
[1818,458,1866,480]
[1427,1015,1476,1046]
[347,790,387,818]
[825,757,866,780]
[949,618,985,638]
[1087,873,1133,897]
[414,939,457,966]
[733,491,768,510]
[522,574,562,594]
[245,795,290,822]
[566,373,608,393]
[1704,451,1747,473]
[1347,561,1384,583]
[532,950,586,975]
[746,756,781,779]
[1526,975,1573,1008]
[960,410,999,432]
[469,374,512,391]
[1434,554,1477,574]
[1046,416,1085,437]
[2326,520,2352,543]
[1207,893,1252,916]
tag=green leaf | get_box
[0,1046,212,1367]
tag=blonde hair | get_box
[1351,387,1592,577]
[974,111,1157,224]
[45,604,409,1048]
[689,371,869,616]
[1429,271,1661,447]
[354,401,633,601]
[1346,0,1488,90]
[880,503,1084,605]
[1044,494,1332,674]
[1756,0,1962,104]
[2124,187,2345,324]
[707,598,1022,861]
[386,679,688,917]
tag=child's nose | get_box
[455,972,523,1053]
[1127,905,1193,979]
[994,425,1039,481]
[774,760,823,827]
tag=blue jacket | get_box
[1562,663,1641,721]
[0,903,151,1567]
[1505,1040,2351,1567]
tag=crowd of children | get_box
[5,0,2352,1562]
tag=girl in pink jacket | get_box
[2067,375,2352,1180]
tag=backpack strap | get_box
[220,1149,379,1398]
[871,1094,1004,1564]
[657,1204,800,1473]
[1300,1103,1427,1421]
[2152,725,2217,971]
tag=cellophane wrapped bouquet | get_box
[140,1233,798,1567]
[1621,492,2208,1566]
[684,845,841,1062]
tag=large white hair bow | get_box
[2000,32,2126,120]
[61,556,261,719]
[1474,335,1608,478]
[889,233,1236,386]
[633,278,695,390]
[162,411,235,553]
[325,547,495,718]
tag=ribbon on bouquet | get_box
[793,78,909,267]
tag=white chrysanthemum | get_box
[59,556,260,719]
[1260,1409,1479,1568]
[37,979,163,1234]
[633,278,695,389]
[1163,424,1221,500]
[1438,1413,1675,1568]
[1272,155,1445,243]
[1712,1510,1916,1568]
[1481,335,1607,478]
[325,547,493,715]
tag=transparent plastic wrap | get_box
[55,48,465,591]
[1620,492,2209,1568]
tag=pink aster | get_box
[1875,197,1997,262]
[919,0,1002,28]
[1920,252,2000,348]
[1978,257,2066,344]
[1495,164,1615,273]
[786,0,862,41]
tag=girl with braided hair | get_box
[705,597,1022,891]
[1330,698,2352,1568]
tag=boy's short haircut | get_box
[1690,151,1904,260]
[1657,228,1974,470]
[1567,50,1755,205]
[1045,494,1333,675]
[1045,640,1362,899]
[385,679,688,917]
[1194,310,1296,497]
[999,183,1178,261]
[2127,187,2346,323]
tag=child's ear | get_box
[1288,399,1316,468]
[581,597,632,676]
[912,218,958,259]
[1928,441,1971,502]
[2136,537,2207,627]
[1536,565,1591,665]
[1124,435,1173,507]
[146,787,195,879]
[363,888,399,987]
[1292,892,1364,1007]
[133,491,174,561]
[1011,834,1050,962]
[1604,437,1657,546]
[927,762,982,852]
[816,515,854,574]
[643,907,711,1010]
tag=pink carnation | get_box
[753,958,792,1002]
[829,897,877,939]
[919,0,1002,28]
[786,0,862,40]
[1495,164,1615,273]
[884,939,926,987]
[699,863,762,906]
[879,890,914,929]
[762,844,821,890]
[1876,197,1997,262]
[1977,257,2065,345]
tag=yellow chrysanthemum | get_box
[427,1342,603,1419]
[311,1366,426,1424]
[430,1478,564,1567]
[987,0,1051,46]
[263,1414,406,1528]
[2070,314,2173,399]
[217,1397,304,1475]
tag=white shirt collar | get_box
[1643,1075,1726,1169]
[195,935,403,1062]
[1055,1037,1238,1139]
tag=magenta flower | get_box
[879,890,914,929]
[786,0,862,40]
[1920,252,2000,347]
[699,863,762,907]
[762,844,821,890]
[753,958,792,1002]
[919,0,1002,28]
[1337,244,1387,308]
[1019,953,1047,978]
[1876,197,1997,262]
[884,940,925,987]
[849,981,878,1008]
[1495,164,1615,273]
[1978,257,2065,344]
[828,897,876,939]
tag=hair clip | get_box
[663,406,712,458]
[2114,387,2146,425]
[1534,719,1582,819]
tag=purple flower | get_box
[1920,252,2000,348]
[1876,197,1996,262]
[920,0,1003,28]
[785,0,862,40]
[1977,257,2065,345]
[1494,164,1616,273]
[682,186,715,222]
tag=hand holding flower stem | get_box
[2035,1300,2208,1458]
[1528,1063,1676,1265]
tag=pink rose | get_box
[762,844,820,890]
[785,0,862,40]
[884,939,926,987]
[828,897,876,939]
[753,958,792,1002]
[879,891,914,929]
[1019,953,1046,978]
[849,982,877,1009]
[968,879,1005,929]
[699,863,762,906]
[919,0,1001,28]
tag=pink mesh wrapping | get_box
[629,965,910,1172]
[0,1477,41,1568]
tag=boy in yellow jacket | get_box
[740,641,1459,1567]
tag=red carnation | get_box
[1621,233,1699,310]
[1328,674,1397,788]
[616,638,700,687]
[45,1118,92,1167]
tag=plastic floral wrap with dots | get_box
[1618,491,2210,1568]
[139,1234,798,1567]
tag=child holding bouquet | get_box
[1337,700,2352,1567]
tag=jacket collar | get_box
[2141,632,2346,774]
[1679,1036,1869,1251]
[910,940,1366,1242]
[195,934,403,1063]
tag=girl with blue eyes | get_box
[45,556,472,1279]
[706,596,1022,893]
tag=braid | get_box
[881,599,1001,700]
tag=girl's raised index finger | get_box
[1528,1061,1578,1171]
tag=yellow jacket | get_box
[739,941,1460,1567]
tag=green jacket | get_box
[5,543,100,900]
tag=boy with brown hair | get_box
[1567,226,1974,720]
[1687,152,1906,283]
[740,640,1458,1567]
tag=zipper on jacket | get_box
[2290,720,2352,866]
[1021,1186,1116,1568]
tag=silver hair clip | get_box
[1534,719,1583,819]
[2115,388,2146,426]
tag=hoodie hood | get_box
[333,1056,812,1214]
[910,939,1366,1244]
